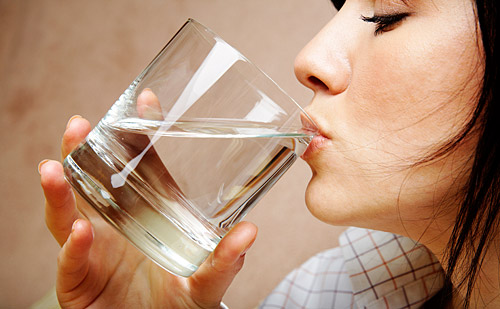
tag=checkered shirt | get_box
[260,227,444,308]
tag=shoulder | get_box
[260,227,445,308]
[260,246,356,308]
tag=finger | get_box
[57,219,93,294]
[133,89,183,193]
[61,115,92,159]
[137,88,163,120]
[40,160,81,246]
[188,222,258,307]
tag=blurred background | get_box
[0,1,345,308]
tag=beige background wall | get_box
[0,1,345,308]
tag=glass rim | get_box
[140,18,318,131]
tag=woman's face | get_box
[296,0,483,238]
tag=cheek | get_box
[348,27,481,160]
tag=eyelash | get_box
[361,13,410,35]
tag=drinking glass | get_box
[63,18,317,277]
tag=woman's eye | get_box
[361,13,410,35]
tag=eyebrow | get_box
[331,0,412,10]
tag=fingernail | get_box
[38,159,49,174]
[71,219,80,233]
[66,115,82,129]
[240,244,252,258]
[139,88,153,96]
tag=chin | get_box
[304,173,392,230]
[304,175,352,227]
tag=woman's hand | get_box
[39,114,257,308]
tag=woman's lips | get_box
[300,113,329,161]
[300,112,319,134]
[301,133,329,161]
[299,112,328,161]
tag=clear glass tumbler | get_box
[63,19,317,277]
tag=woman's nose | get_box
[294,17,351,96]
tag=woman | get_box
[39,0,499,307]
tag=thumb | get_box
[188,221,257,307]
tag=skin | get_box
[39,92,258,308]
[297,0,482,248]
[297,0,489,306]
[40,0,493,307]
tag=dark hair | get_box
[426,0,499,307]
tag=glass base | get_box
[63,155,209,277]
